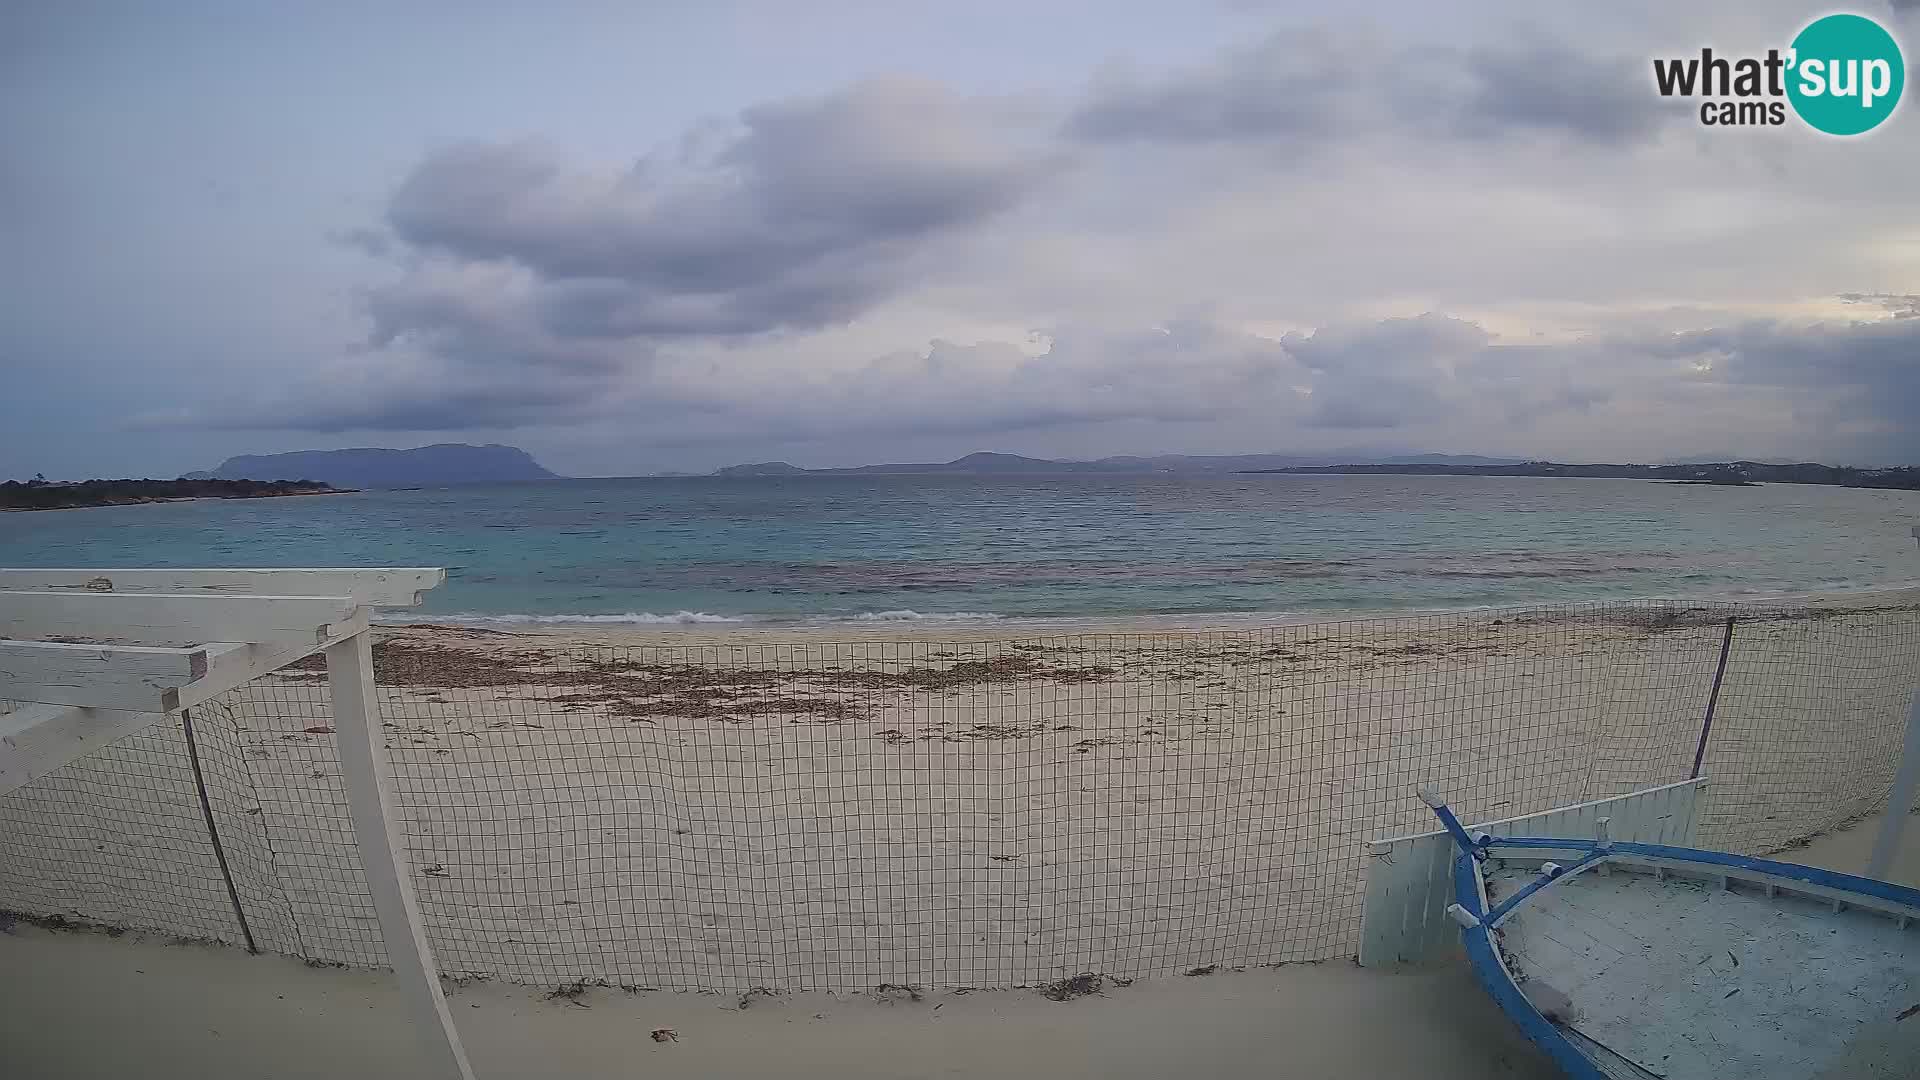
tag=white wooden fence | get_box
[5,584,1916,1008]
[0,568,473,1080]
[1357,778,1708,968]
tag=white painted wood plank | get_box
[0,613,372,789]
[325,631,474,1080]
[0,568,444,607]
[1361,828,1443,966]
[174,611,370,709]
[0,701,166,795]
[1880,530,1920,878]
[0,608,367,714]
[0,639,206,711]
[1372,779,1709,849]
[0,592,359,647]
[1868,686,1920,878]
[1359,780,1709,968]
[1414,824,1458,961]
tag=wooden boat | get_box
[1423,792,1920,1079]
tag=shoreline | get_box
[381,581,1920,645]
[0,489,355,513]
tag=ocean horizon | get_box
[3,473,1917,627]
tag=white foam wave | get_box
[407,611,755,626]
[385,608,1014,629]
[377,579,1920,634]
[832,609,1006,623]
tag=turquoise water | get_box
[1,475,1916,625]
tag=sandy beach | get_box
[0,922,1562,1079]
[10,590,1915,997]
[4,813,1913,1080]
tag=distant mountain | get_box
[188,443,561,488]
[1660,454,1807,466]
[1240,460,1920,490]
[1088,452,1523,472]
[839,452,1096,475]
[1372,453,1528,467]
[711,451,1525,476]
[715,453,1090,476]
[713,461,811,477]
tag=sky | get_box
[4,1,1919,479]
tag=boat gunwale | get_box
[1451,837,1920,1079]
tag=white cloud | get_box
[129,9,1920,469]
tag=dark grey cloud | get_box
[1301,377,1441,429]
[213,78,1066,434]
[164,322,1303,438]
[132,338,727,435]
[131,19,1913,466]
[380,78,1060,342]
[1281,314,1490,429]
[556,324,1308,448]
[1290,310,1920,460]
[267,377,608,433]
[1065,29,1357,144]
[790,323,1300,435]
[1458,43,1669,143]
[1064,29,1672,147]
[1653,314,1920,457]
[329,226,393,257]
[142,295,1920,471]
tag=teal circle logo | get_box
[1787,14,1904,135]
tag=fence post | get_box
[1689,616,1737,780]
[179,706,258,953]
[326,627,475,1080]
[1866,527,1920,879]
[1868,689,1920,879]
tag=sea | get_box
[3,474,1917,628]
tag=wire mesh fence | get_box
[2,597,1917,991]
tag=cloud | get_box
[328,227,393,257]
[324,31,1675,437]
[119,12,1920,471]
[1064,28,1366,145]
[130,345,627,433]
[729,323,1304,439]
[1456,42,1670,143]
[1063,29,1673,147]
[168,322,1302,438]
[380,78,1061,343]
[149,297,1920,473]
[778,307,1915,462]
[1651,314,1920,458]
[1280,314,1489,429]
[229,77,1064,435]
[1837,292,1920,318]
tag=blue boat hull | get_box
[1449,837,1920,1079]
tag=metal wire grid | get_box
[1,598,1916,991]
[185,695,329,959]
[221,677,390,967]
[1695,604,1920,852]
[0,716,250,945]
